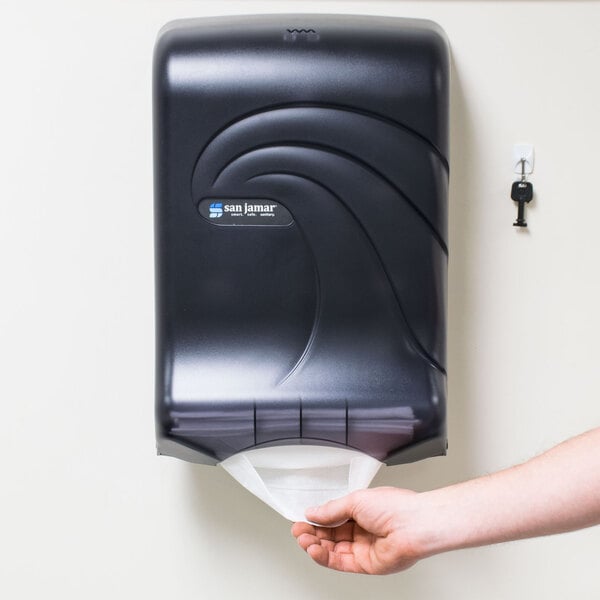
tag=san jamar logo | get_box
[210,202,278,218]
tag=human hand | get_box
[292,429,600,574]
[291,487,430,574]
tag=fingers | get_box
[296,531,318,551]
[291,522,314,538]
[296,530,354,551]
[296,532,335,553]
[292,498,366,575]
[291,521,356,544]
[306,543,329,566]
[305,492,360,526]
[306,544,362,573]
[292,519,367,574]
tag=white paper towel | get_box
[220,445,383,522]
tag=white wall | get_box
[1,1,599,598]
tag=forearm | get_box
[416,427,600,557]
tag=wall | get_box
[1,1,599,598]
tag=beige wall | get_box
[1,1,599,598]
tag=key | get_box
[511,180,533,227]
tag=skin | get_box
[292,427,600,574]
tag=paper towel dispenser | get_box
[154,14,449,468]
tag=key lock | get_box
[511,159,534,227]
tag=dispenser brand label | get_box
[198,198,294,226]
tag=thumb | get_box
[305,492,360,526]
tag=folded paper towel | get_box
[220,445,383,522]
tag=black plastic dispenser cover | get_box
[154,15,449,466]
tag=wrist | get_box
[408,485,480,558]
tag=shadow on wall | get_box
[181,58,479,594]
